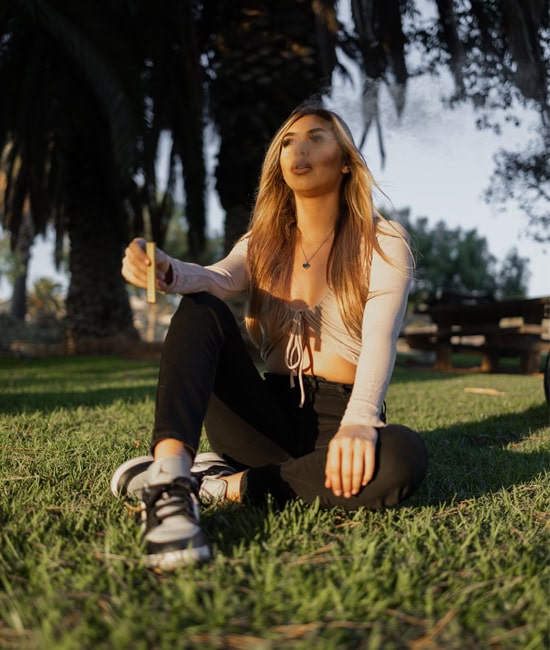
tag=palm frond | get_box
[17,0,138,173]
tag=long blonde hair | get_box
[245,102,404,346]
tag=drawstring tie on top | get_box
[285,310,307,407]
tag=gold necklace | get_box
[298,229,334,269]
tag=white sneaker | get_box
[110,455,153,500]
[110,451,237,504]
[140,456,210,569]
[191,452,237,502]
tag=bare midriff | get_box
[265,335,357,383]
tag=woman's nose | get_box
[296,138,309,155]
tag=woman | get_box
[112,102,428,570]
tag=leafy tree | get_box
[394,0,550,242]
[27,277,64,323]
[129,1,206,254]
[485,135,550,243]
[403,214,531,303]
[496,246,531,298]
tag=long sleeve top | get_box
[163,223,412,429]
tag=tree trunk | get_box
[10,271,28,321]
[65,208,138,353]
[64,130,139,354]
[9,210,34,321]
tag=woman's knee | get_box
[377,424,428,495]
[168,292,237,341]
[276,428,427,512]
[329,425,427,511]
[174,292,231,323]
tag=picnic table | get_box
[404,293,550,373]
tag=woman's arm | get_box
[341,223,412,427]
[164,237,249,299]
[325,222,413,498]
[122,237,250,300]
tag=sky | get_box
[1,7,548,301]
[326,72,549,298]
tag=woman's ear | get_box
[342,164,351,174]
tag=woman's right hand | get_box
[121,238,172,291]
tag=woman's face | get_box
[279,114,348,198]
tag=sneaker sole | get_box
[191,452,236,479]
[110,455,153,498]
[145,544,211,570]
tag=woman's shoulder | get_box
[375,218,410,243]
[372,219,413,272]
[228,234,251,256]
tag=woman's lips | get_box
[292,165,311,174]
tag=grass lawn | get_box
[0,355,548,649]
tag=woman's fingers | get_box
[324,440,341,494]
[338,439,368,497]
[325,435,377,498]
[362,442,376,487]
[339,439,365,497]
[122,238,147,287]
[122,238,170,289]
[351,440,368,495]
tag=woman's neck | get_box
[294,194,340,242]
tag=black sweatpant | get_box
[152,292,428,511]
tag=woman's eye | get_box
[281,133,324,148]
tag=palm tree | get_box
[0,0,207,347]
[129,0,207,256]
[0,164,33,321]
[200,0,339,251]
[0,1,139,345]
[201,0,548,247]
[8,208,33,321]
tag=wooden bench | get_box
[404,295,550,373]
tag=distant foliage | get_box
[485,139,550,243]
[402,215,531,304]
[27,277,65,323]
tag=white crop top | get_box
[164,222,412,429]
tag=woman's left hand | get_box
[324,424,378,498]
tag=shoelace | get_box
[142,478,197,527]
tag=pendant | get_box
[302,262,311,269]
